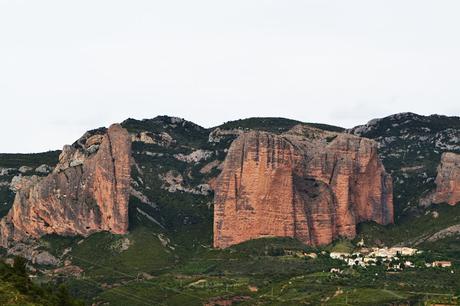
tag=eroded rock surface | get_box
[429,152,460,205]
[214,125,393,248]
[208,128,243,143]
[159,170,212,195]
[0,124,132,247]
[131,131,175,147]
[174,150,213,163]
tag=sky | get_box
[1,0,460,153]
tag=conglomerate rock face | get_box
[429,152,460,206]
[0,124,131,247]
[213,125,393,248]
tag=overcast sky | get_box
[1,0,460,153]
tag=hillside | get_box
[0,257,82,306]
[0,114,459,305]
[349,112,460,218]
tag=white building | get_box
[330,252,350,260]
[404,261,415,268]
[369,247,418,259]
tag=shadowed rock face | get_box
[430,152,460,206]
[0,124,131,247]
[213,126,393,248]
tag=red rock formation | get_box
[213,125,393,248]
[0,124,131,247]
[430,152,460,206]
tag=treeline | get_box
[0,257,83,306]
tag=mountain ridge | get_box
[1,112,460,305]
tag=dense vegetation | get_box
[218,117,344,133]
[0,151,61,169]
[0,257,83,306]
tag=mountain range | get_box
[1,113,460,305]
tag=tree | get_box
[13,256,27,276]
[56,284,83,306]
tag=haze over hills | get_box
[1,113,460,305]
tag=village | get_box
[325,239,453,273]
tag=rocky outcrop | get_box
[426,224,460,242]
[35,164,53,174]
[131,131,175,147]
[8,242,60,266]
[208,128,243,143]
[0,124,132,247]
[159,170,212,196]
[9,175,40,193]
[0,168,16,176]
[213,125,393,248]
[200,160,222,174]
[174,150,213,163]
[18,166,33,174]
[428,152,460,206]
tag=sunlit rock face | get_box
[0,124,132,247]
[213,126,393,249]
[430,152,460,206]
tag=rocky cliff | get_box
[427,152,460,206]
[0,124,131,247]
[214,125,393,248]
[348,112,460,218]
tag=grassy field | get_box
[85,256,460,305]
[36,234,458,305]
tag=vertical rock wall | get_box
[214,126,393,248]
[430,152,460,206]
[0,124,131,247]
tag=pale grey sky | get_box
[1,0,460,153]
